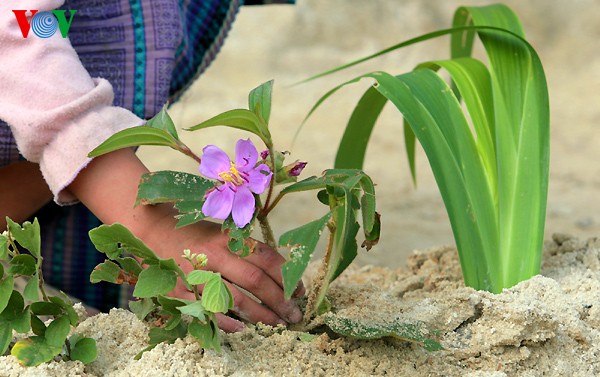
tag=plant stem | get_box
[262,147,277,210]
[192,285,201,301]
[303,221,335,322]
[37,258,49,302]
[256,196,277,250]
[176,142,202,164]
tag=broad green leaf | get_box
[147,322,187,346]
[186,109,271,146]
[129,298,157,321]
[329,198,360,282]
[0,234,8,260]
[135,171,213,206]
[188,315,221,352]
[0,323,10,355]
[174,200,207,228]
[145,105,178,139]
[116,256,143,277]
[0,291,30,350]
[134,265,177,298]
[90,260,121,284]
[324,314,442,351]
[69,336,97,364]
[30,315,46,336]
[30,302,62,316]
[23,274,39,301]
[45,315,71,347]
[0,275,13,313]
[89,224,158,263]
[8,254,36,276]
[11,336,63,366]
[248,80,274,124]
[88,126,180,157]
[6,218,41,258]
[48,295,79,326]
[279,212,332,299]
[187,270,233,313]
[177,300,206,321]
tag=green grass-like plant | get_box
[301,4,549,293]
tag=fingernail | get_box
[287,306,303,324]
[234,323,246,332]
[292,283,305,298]
[277,319,288,326]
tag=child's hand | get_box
[163,220,304,332]
[69,148,304,331]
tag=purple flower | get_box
[199,139,272,228]
[287,161,307,177]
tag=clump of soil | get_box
[3,234,600,376]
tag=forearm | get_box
[66,148,178,245]
[0,161,52,229]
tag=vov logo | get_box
[12,10,77,38]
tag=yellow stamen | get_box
[218,162,243,185]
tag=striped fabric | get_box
[0,0,294,312]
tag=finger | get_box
[213,255,303,324]
[215,312,245,333]
[174,281,246,333]
[225,281,288,327]
[244,242,306,299]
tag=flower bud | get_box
[287,161,307,177]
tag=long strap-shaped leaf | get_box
[453,5,549,287]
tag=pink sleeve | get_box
[0,1,144,204]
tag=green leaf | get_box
[8,254,37,276]
[30,315,46,336]
[248,80,274,124]
[88,126,180,157]
[222,218,254,257]
[23,274,40,301]
[11,336,63,366]
[334,86,387,170]
[136,171,213,206]
[145,105,179,139]
[324,314,443,351]
[188,316,221,352]
[133,265,177,298]
[147,322,187,346]
[279,212,332,299]
[69,336,97,364]
[6,218,41,258]
[89,223,158,263]
[0,234,8,260]
[0,275,14,313]
[187,270,233,313]
[174,200,206,228]
[45,315,71,347]
[30,302,62,316]
[0,290,29,354]
[129,298,157,321]
[90,260,121,284]
[48,295,79,326]
[186,109,271,146]
[177,300,206,321]
[0,323,11,355]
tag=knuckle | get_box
[244,267,267,291]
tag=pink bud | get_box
[260,150,270,160]
[288,161,307,177]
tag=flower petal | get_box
[245,164,272,194]
[202,184,234,220]
[234,139,258,172]
[200,145,231,180]
[231,186,255,228]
